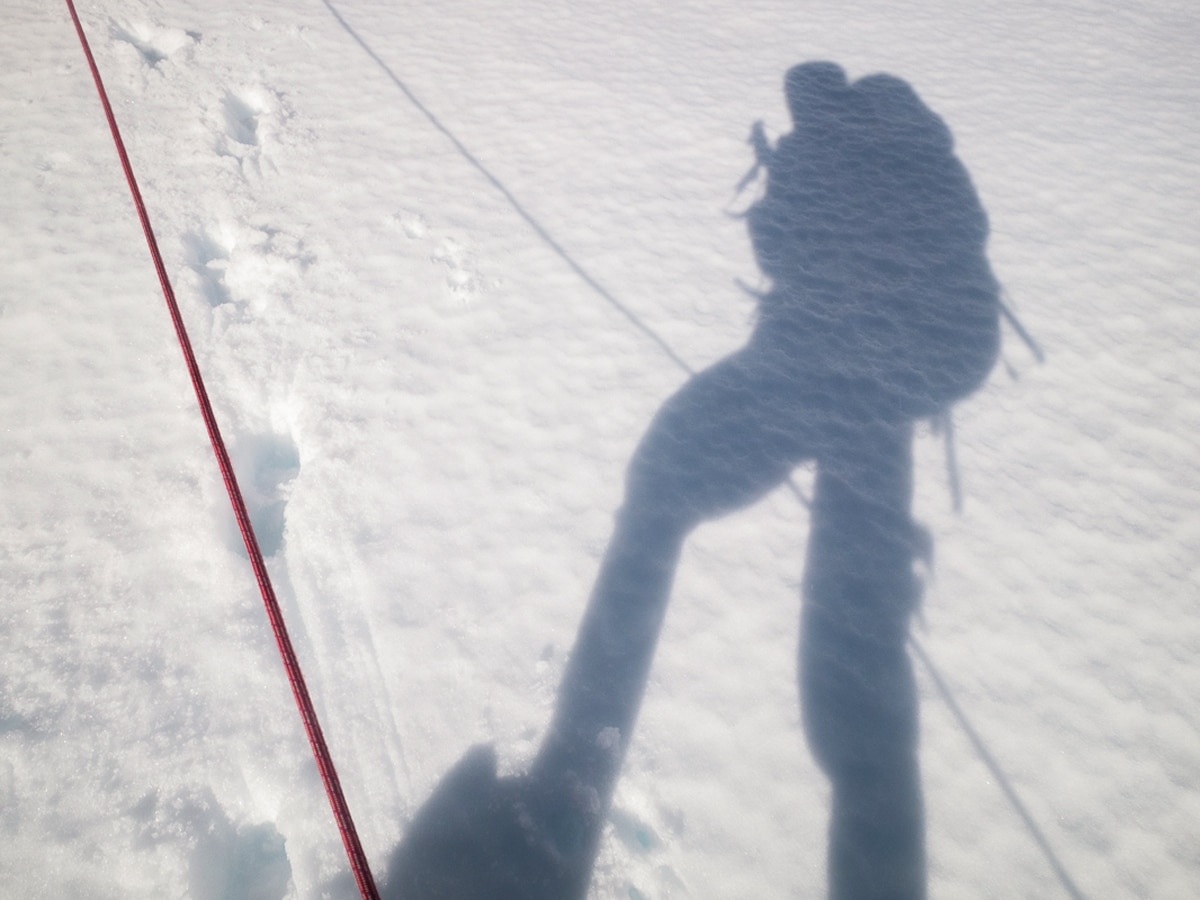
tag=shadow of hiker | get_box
[384,62,1000,900]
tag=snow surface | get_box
[3,0,1199,897]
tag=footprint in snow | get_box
[222,91,262,148]
[109,20,198,68]
[600,802,689,899]
[128,788,292,900]
[183,223,314,318]
[387,209,429,241]
[182,227,235,308]
[214,88,293,178]
[430,236,481,301]
[227,429,300,560]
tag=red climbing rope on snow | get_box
[64,3,381,898]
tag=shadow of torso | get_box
[745,72,998,429]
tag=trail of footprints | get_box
[111,17,289,176]
[113,8,488,631]
[107,21,308,899]
[108,13,495,898]
[109,15,318,565]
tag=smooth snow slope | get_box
[2,0,1198,897]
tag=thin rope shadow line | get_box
[322,4,1078,893]
[322,0,804,511]
[909,637,1088,900]
[321,0,693,376]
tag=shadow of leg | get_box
[804,616,925,900]
[801,423,926,900]
[528,353,826,889]
[387,352,831,898]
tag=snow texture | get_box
[2,0,1198,897]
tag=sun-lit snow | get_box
[2,0,1198,897]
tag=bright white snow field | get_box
[2,0,1198,897]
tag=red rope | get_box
[64,4,381,898]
